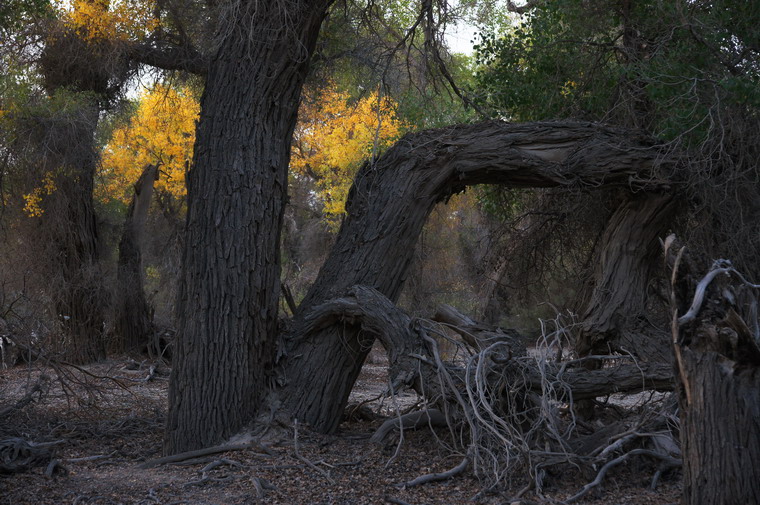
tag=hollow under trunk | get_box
[280,120,678,432]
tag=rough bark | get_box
[578,193,676,362]
[673,264,760,505]
[114,164,157,354]
[47,126,107,365]
[19,97,107,365]
[19,26,113,365]
[298,285,673,410]
[164,1,330,454]
[280,122,677,432]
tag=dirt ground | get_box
[0,354,681,505]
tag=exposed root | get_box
[293,419,335,484]
[398,456,469,488]
[138,439,271,469]
[564,449,681,503]
[370,409,447,443]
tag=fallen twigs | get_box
[65,451,117,463]
[0,437,63,474]
[0,374,49,419]
[384,496,416,505]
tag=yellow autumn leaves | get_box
[292,85,405,221]
[96,83,404,222]
[54,0,159,42]
[100,85,199,203]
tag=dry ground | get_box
[0,353,680,505]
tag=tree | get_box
[1,0,160,363]
[473,1,760,501]
[100,84,198,205]
[163,0,333,454]
[279,120,679,432]
[473,0,760,359]
[291,83,404,225]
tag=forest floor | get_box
[0,349,681,505]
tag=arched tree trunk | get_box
[114,164,157,354]
[280,120,678,432]
[164,1,330,454]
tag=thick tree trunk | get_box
[673,264,760,505]
[28,28,112,364]
[114,164,157,353]
[164,2,329,454]
[577,193,676,362]
[23,98,108,365]
[50,159,108,364]
[281,121,677,432]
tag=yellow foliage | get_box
[55,0,159,42]
[23,172,57,217]
[100,84,199,204]
[291,84,405,223]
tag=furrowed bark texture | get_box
[48,115,107,365]
[298,286,673,414]
[578,193,676,362]
[674,272,760,505]
[282,121,676,432]
[114,165,157,353]
[164,1,329,454]
[19,32,113,364]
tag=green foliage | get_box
[473,0,760,144]
[0,0,52,32]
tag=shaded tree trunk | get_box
[281,120,678,432]
[114,164,157,353]
[164,1,330,454]
[18,27,116,364]
[19,95,107,365]
[50,151,107,365]
[577,193,676,362]
[672,261,760,505]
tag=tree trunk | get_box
[577,193,676,362]
[114,164,157,354]
[673,263,760,505]
[22,96,108,365]
[281,120,678,432]
[164,1,330,454]
[26,30,112,365]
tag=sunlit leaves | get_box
[100,84,199,204]
[291,83,405,224]
[54,0,158,42]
